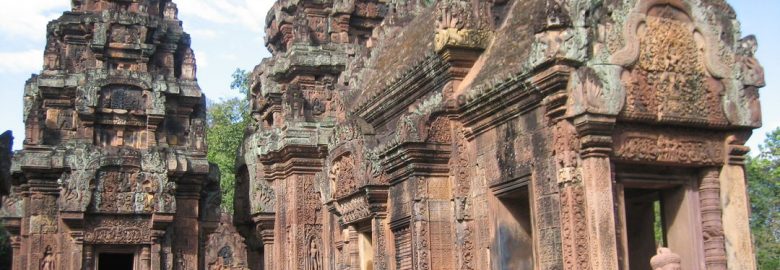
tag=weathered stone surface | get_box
[237,1,764,270]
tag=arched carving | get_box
[612,2,729,126]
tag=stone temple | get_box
[0,1,246,270]
[0,0,767,270]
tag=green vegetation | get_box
[746,127,780,270]
[0,223,10,269]
[206,69,251,213]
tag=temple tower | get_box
[0,1,227,269]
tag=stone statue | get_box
[650,247,682,270]
[40,246,55,270]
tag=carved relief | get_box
[206,214,250,270]
[305,237,323,270]
[98,85,146,112]
[298,224,323,270]
[560,185,589,270]
[331,154,358,199]
[618,5,727,126]
[426,117,452,144]
[84,217,151,244]
[40,246,55,270]
[732,35,765,127]
[251,182,275,214]
[90,167,171,213]
[613,126,725,165]
[700,168,727,270]
[336,195,372,225]
[434,0,492,52]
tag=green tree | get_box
[0,224,10,269]
[207,69,250,213]
[746,127,780,270]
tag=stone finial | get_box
[650,247,682,270]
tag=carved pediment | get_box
[88,165,175,214]
[612,2,730,127]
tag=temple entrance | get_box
[623,188,667,270]
[492,184,533,270]
[358,226,374,270]
[98,253,134,270]
[617,166,705,270]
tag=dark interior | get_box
[98,253,134,270]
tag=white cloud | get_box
[197,52,209,68]
[0,50,43,73]
[0,0,69,41]
[188,28,219,40]
[176,0,275,34]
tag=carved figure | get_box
[307,239,323,270]
[40,246,55,270]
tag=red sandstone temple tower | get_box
[236,0,765,270]
[0,1,237,269]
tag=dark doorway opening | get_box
[493,185,533,270]
[98,253,134,270]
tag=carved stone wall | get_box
[237,0,764,270]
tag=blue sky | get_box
[0,0,777,153]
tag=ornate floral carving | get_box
[560,185,589,270]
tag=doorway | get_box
[492,185,533,270]
[98,253,134,270]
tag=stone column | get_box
[173,181,201,270]
[141,246,151,270]
[10,235,22,270]
[69,232,84,270]
[700,168,727,270]
[83,245,94,270]
[261,230,275,270]
[19,185,31,270]
[372,215,388,270]
[25,179,59,270]
[150,232,163,270]
[573,115,620,270]
[254,212,276,270]
[719,138,757,269]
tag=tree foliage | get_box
[207,69,250,213]
[746,127,780,270]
